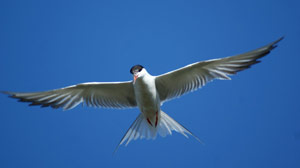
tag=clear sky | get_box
[0,0,299,168]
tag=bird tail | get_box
[114,111,203,152]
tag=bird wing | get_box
[2,81,137,110]
[155,37,283,103]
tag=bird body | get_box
[134,69,159,124]
[1,37,283,150]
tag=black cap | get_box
[130,65,144,74]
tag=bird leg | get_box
[147,118,153,126]
[155,111,158,127]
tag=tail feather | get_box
[159,111,203,143]
[114,111,203,152]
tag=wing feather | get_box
[155,37,283,103]
[2,81,137,110]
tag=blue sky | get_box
[0,0,299,168]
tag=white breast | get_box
[134,74,160,118]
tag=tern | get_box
[2,37,283,149]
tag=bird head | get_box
[130,65,145,83]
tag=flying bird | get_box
[2,37,283,149]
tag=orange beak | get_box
[133,75,138,84]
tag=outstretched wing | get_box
[155,37,283,103]
[2,81,137,110]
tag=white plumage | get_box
[2,37,283,150]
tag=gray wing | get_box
[155,37,283,103]
[2,81,137,110]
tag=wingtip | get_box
[271,36,284,46]
[0,91,8,94]
[264,36,284,51]
[276,36,284,42]
[0,91,13,96]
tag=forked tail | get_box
[114,111,203,152]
